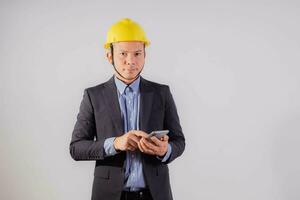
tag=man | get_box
[70,18,185,200]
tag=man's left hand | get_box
[138,135,169,157]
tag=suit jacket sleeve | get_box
[69,89,105,161]
[163,86,185,164]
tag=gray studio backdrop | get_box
[1,1,300,200]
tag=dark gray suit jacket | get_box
[70,76,185,200]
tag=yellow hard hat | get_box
[104,18,150,49]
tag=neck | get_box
[115,74,138,85]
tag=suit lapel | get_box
[102,77,124,135]
[139,77,154,133]
[101,76,154,135]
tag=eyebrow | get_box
[118,49,143,53]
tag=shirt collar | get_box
[114,75,140,95]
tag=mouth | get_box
[124,69,137,73]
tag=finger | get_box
[150,136,162,145]
[128,147,135,151]
[128,139,138,148]
[140,139,154,152]
[129,135,140,144]
[140,139,149,151]
[126,145,132,151]
[133,130,148,138]
[137,141,144,152]
[140,140,155,155]
[127,144,136,151]
[141,138,158,151]
[126,146,132,151]
[160,135,169,141]
[139,140,152,154]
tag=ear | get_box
[106,51,113,64]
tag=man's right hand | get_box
[113,130,147,151]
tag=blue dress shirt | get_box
[103,76,172,191]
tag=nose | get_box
[125,54,135,66]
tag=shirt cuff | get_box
[157,144,172,162]
[103,137,119,157]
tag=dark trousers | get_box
[120,189,153,200]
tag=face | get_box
[107,41,145,84]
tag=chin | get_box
[126,75,138,80]
[124,72,139,79]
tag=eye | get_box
[135,52,141,56]
[120,52,127,56]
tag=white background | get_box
[1,1,300,200]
